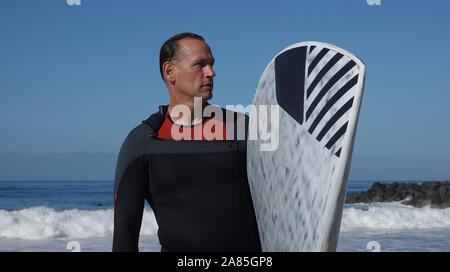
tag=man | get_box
[112,32,261,252]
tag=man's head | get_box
[160,32,216,103]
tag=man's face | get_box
[169,38,216,102]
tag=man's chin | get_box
[201,91,212,101]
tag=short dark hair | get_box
[159,32,205,81]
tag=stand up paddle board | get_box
[247,41,365,251]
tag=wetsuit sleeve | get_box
[112,127,150,252]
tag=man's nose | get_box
[204,65,216,78]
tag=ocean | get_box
[0,180,449,252]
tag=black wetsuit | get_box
[112,106,261,252]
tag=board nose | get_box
[275,46,308,126]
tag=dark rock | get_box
[345,181,450,209]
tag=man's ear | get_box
[163,62,176,84]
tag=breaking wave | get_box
[0,207,157,240]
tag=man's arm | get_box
[112,126,150,252]
[113,157,147,252]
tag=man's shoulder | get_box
[119,124,152,158]
[121,108,165,147]
[141,105,168,134]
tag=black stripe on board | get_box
[325,122,348,150]
[306,53,344,99]
[307,48,329,76]
[309,45,316,54]
[335,148,342,157]
[306,60,356,121]
[275,46,307,125]
[316,97,354,142]
[308,74,358,134]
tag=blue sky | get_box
[1,0,449,181]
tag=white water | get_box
[341,202,450,231]
[337,202,450,252]
[0,207,157,240]
[1,203,450,251]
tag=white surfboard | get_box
[247,41,365,251]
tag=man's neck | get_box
[168,98,208,126]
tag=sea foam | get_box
[341,202,450,231]
[0,207,157,240]
[2,203,450,240]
